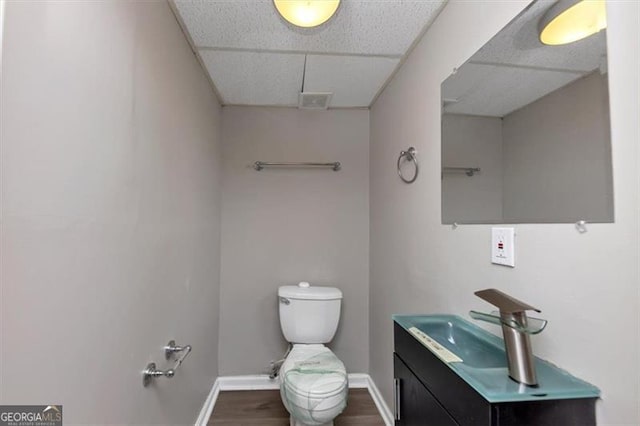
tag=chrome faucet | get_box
[470,289,547,386]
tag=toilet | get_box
[278,282,348,426]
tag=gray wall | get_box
[442,114,504,223]
[219,107,369,375]
[370,1,639,425]
[1,1,222,424]
[502,71,613,222]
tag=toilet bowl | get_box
[280,344,347,426]
[278,283,347,426]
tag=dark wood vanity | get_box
[394,322,598,426]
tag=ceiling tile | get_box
[304,55,399,107]
[200,50,305,106]
[174,0,446,56]
[469,0,607,73]
[443,63,582,117]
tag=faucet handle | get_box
[474,288,540,314]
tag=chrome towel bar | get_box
[442,166,481,177]
[254,161,341,171]
[143,340,192,387]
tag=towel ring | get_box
[397,147,419,184]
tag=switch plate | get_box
[491,227,515,267]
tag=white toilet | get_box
[278,282,348,426]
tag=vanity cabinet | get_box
[394,353,458,426]
[393,322,597,426]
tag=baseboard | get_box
[217,374,281,390]
[346,373,369,388]
[195,374,393,426]
[366,375,394,426]
[194,378,220,426]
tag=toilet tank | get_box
[278,283,342,344]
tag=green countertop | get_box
[393,314,600,403]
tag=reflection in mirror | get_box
[441,0,613,224]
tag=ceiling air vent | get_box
[298,92,332,110]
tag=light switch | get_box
[491,227,515,267]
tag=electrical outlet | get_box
[491,227,515,267]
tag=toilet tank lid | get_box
[278,284,342,300]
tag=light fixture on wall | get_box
[539,0,607,45]
[274,0,340,28]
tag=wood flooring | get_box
[208,388,385,425]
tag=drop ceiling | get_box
[172,0,447,108]
[442,0,607,117]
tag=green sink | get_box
[393,314,600,403]
[412,317,507,368]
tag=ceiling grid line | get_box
[196,46,404,60]
[468,60,589,75]
[301,54,307,92]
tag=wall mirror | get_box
[441,0,613,224]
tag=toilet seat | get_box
[280,344,348,426]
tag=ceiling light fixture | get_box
[539,0,607,46]
[274,0,340,28]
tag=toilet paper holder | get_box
[143,340,192,387]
